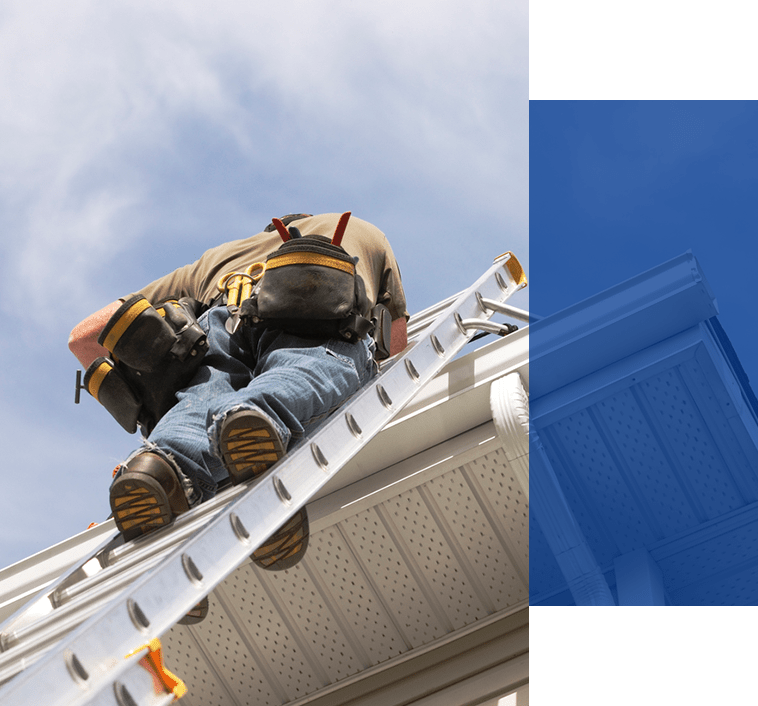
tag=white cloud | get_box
[0,0,526,319]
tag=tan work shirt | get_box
[134,213,408,321]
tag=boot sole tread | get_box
[110,474,174,539]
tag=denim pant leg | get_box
[206,325,377,462]
[119,307,376,504]
[120,307,255,502]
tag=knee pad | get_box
[98,295,176,372]
[84,357,141,434]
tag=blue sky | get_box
[531,100,758,387]
[0,1,528,570]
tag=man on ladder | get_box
[69,213,408,576]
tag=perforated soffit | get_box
[161,433,529,706]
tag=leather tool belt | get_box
[222,212,377,344]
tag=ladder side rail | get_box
[0,487,249,681]
[0,529,121,639]
[0,254,524,706]
[0,582,124,686]
[406,290,463,339]
[2,539,172,665]
[0,480,247,652]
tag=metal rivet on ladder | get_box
[431,335,445,357]
[346,413,362,438]
[230,513,251,543]
[377,384,393,409]
[64,650,89,685]
[182,554,203,586]
[405,358,420,382]
[273,476,292,505]
[114,682,138,706]
[127,598,150,633]
[311,443,329,471]
[495,271,507,292]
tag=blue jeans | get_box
[122,306,376,503]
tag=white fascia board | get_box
[530,251,718,399]
[308,422,503,532]
[398,327,530,421]
[404,654,529,706]
[692,326,758,477]
[699,322,758,433]
[315,327,529,499]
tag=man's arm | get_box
[68,300,122,368]
[390,316,407,357]
[72,303,407,364]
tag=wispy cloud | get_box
[1,0,526,319]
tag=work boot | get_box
[218,409,286,484]
[178,596,209,625]
[218,410,309,570]
[251,508,309,571]
[110,452,191,540]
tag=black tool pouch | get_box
[370,304,392,360]
[87,295,209,434]
[240,234,372,342]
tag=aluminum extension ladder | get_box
[0,252,526,706]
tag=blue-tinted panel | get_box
[530,101,758,605]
